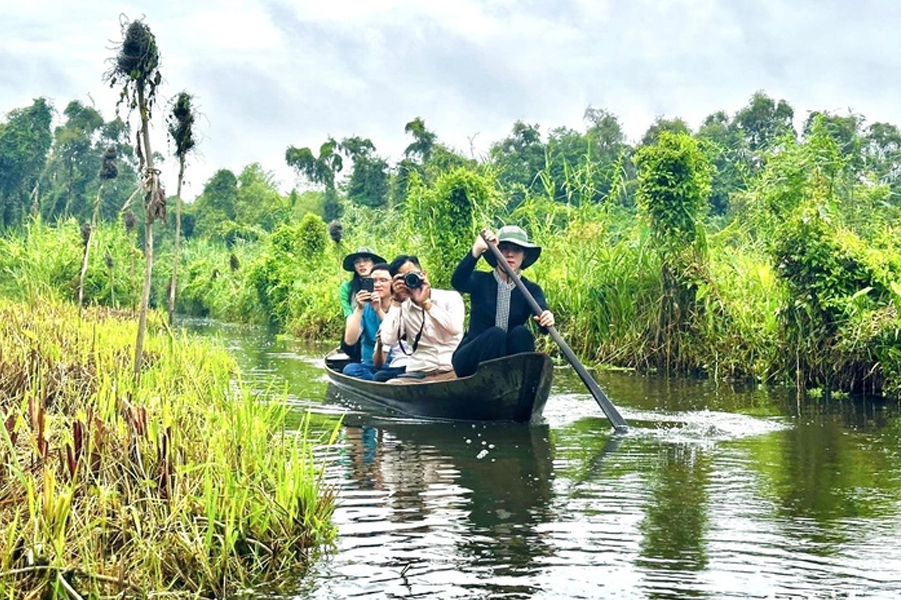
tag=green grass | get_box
[0,297,339,598]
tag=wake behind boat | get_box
[324,351,553,423]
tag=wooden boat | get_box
[324,351,553,423]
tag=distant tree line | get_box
[3,90,901,241]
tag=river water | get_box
[189,321,901,599]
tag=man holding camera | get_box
[378,255,465,381]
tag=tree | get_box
[639,116,691,147]
[803,110,865,172]
[584,107,633,205]
[78,146,118,309]
[96,116,141,221]
[426,144,476,177]
[339,136,375,161]
[734,91,795,154]
[394,118,456,204]
[36,105,140,224]
[286,137,344,221]
[340,136,389,208]
[235,163,286,230]
[391,157,421,207]
[192,169,239,235]
[166,91,198,325]
[489,121,546,205]
[635,132,713,371]
[696,110,750,215]
[546,126,590,204]
[43,100,104,220]
[403,117,437,163]
[584,107,627,158]
[864,122,901,189]
[0,97,53,227]
[104,17,165,379]
[404,168,492,286]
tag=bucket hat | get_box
[484,225,541,270]
[342,247,386,272]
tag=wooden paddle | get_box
[482,230,629,433]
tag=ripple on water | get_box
[180,322,901,600]
[624,408,791,444]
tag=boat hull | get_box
[324,351,553,423]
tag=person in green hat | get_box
[339,246,386,361]
[450,226,555,377]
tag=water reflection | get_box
[343,426,384,490]
[637,444,711,600]
[743,400,901,552]
[177,319,901,600]
[331,419,557,598]
[450,425,554,582]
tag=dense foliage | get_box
[4,87,901,400]
[0,299,337,597]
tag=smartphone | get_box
[361,277,374,292]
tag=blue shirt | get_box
[359,303,382,365]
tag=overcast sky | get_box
[2,0,899,199]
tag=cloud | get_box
[3,0,901,199]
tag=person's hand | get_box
[408,274,432,308]
[473,228,496,257]
[368,291,382,310]
[534,310,555,328]
[391,275,410,303]
[354,290,371,305]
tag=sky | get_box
[2,0,900,200]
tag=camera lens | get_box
[403,271,423,289]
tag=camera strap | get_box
[396,305,426,356]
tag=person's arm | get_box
[339,281,353,317]
[424,291,465,337]
[450,252,480,293]
[409,279,460,336]
[344,305,364,345]
[344,289,373,345]
[372,332,387,368]
[379,300,403,345]
[372,294,389,320]
[528,282,554,332]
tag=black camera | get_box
[403,271,425,289]
[360,277,374,292]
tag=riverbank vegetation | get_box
[4,95,901,399]
[0,298,337,597]
[3,42,901,402]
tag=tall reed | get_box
[0,298,338,597]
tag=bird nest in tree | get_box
[117,20,159,82]
[100,146,118,180]
[104,17,162,115]
[168,93,197,157]
[123,210,136,233]
[328,220,343,245]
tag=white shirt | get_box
[378,288,465,374]
[386,341,409,368]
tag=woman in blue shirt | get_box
[342,263,393,380]
[339,246,385,361]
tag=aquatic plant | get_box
[0,298,338,597]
